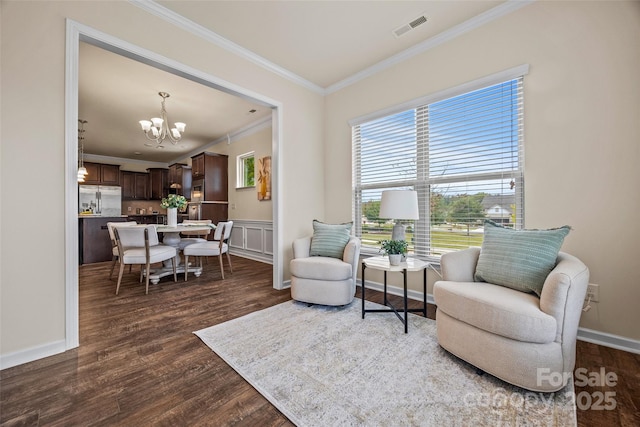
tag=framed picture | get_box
[257,156,271,201]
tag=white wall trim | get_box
[64,20,284,366]
[358,280,640,356]
[0,340,66,371]
[326,0,534,94]
[84,153,168,168]
[577,327,640,355]
[128,0,324,95]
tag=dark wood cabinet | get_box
[192,154,205,179]
[192,152,229,201]
[82,162,120,185]
[100,164,120,185]
[148,168,169,200]
[121,171,149,200]
[79,216,126,264]
[168,163,192,198]
[191,152,229,232]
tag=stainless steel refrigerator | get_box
[78,185,122,216]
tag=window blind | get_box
[353,76,524,258]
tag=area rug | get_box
[194,299,576,426]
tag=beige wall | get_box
[0,1,324,357]
[324,1,640,340]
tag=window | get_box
[237,152,255,188]
[352,69,525,259]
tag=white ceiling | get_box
[79,0,512,165]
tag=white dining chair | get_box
[183,221,233,280]
[113,225,177,295]
[178,219,213,249]
[107,221,137,280]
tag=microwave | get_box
[191,179,204,201]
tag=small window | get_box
[237,152,255,188]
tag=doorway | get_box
[65,20,283,350]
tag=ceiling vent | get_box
[393,15,428,38]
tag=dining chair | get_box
[113,225,177,295]
[178,219,213,249]
[106,221,138,280]
[183,221,233,280]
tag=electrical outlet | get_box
[127,206,132,212]
[586,283,600,303]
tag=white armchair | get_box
[290,236,361,306]
[434,247,589,392]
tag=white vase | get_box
[388,254,402,266]
[167,207,178,227]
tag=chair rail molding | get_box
[229,219,273,264]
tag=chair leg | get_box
[116,262,126,295]
[218,254,225,279]
[139,265,144,283]
[109,256,117,280]
[226,252,233,273]
[172,257,177,282]
[145,261,151,294]
[184,255,189,281]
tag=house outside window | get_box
[237,151,255,188]
[351,68,527,259]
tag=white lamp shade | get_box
[150,117,163,128]
[174,122,186,132]
[379,190,419,220]
[171,128,180,138]
[139,120,152,131]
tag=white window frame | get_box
[350,65,529,260]
[236,151,255,189]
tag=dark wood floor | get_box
[1,256,638,426]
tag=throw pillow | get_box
[309,220,353,259]
[474,220,571,296]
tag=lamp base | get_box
[391,223,406,241]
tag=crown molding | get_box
[130,0,533,96]
[128,0,325,95]
[325,0,535,94]
[83,153,169,168]
[169,115,272,164]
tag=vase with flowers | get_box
[161,194,187,227]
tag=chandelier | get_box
[77,119,88,182]
[139,91,186,148]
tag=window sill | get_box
[235,186,255,191]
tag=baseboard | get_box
[577,327,640,355]
[0,339,66,371]
[229,249,273,265]
[357,280,640,355]
[282,279,291,289]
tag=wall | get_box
[0,1,324,359]
[324,1,640,341]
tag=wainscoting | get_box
[228,219,273,264]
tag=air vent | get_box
[393,14,428,38]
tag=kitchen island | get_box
[78,215,127,264]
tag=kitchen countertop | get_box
[78,214,128,218]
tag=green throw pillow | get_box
[309,220,353,259]
[474,220,571,296]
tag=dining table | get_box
[148,223,215,284]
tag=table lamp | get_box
[379,190,419,241]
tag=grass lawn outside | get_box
[361,225,484,255]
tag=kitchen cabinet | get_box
[192,154,205,179]
[121,171,149,200]
[82,162,120,185]
[79,216,126,264]
[168,163,192,198]
[148,168,169,200]
[191,152,228,201]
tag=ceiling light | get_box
[139,91,186,148]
